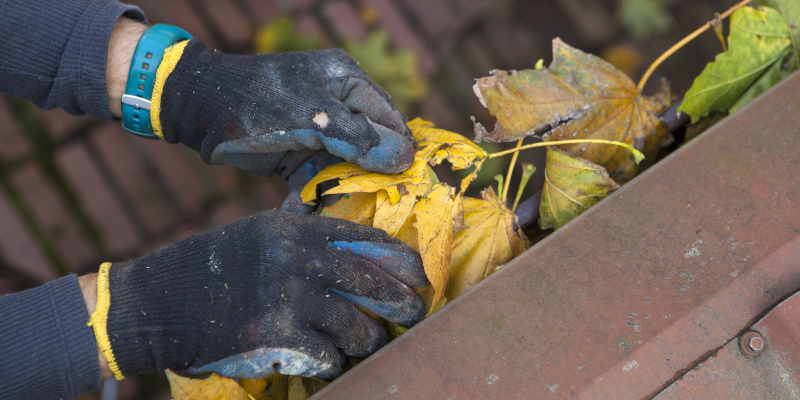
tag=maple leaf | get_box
[301,144,440,206]
[539,148,620,230]
[166,370,252,400]
[240,377,272,400]
[447,187,530,299]
[288,375,310,400]
[409,118,487,170]
[373,186,418,237]
[414,285,449,316]
[409,117,489,192]
[473,38,669,183]
[755,0,800,68]
[319,192,377,226]
[679,6,794,123]
[413,184,462,308]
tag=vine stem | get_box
[637,0,752,92]
[487,139,645,163]
[501,140,524,201]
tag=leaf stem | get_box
[637,0,752,92]
[494,175,504,197]
[487,139,646,163]
[501,140,524,202]
[512,163,536,213]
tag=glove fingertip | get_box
[328,288,426,328]
[356,121,415,174]
[328,241,428,287]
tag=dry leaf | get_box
[301,377,329,396]
[414,184,460,308]
[473,38,669,183]
[166,370,251,400]
[408,118,487,170]
[392,210,419,250]
[268,373,289,400]
[319,192,377,226]
[447,187,530,299]
[539,148,620,230]
[408,118,488,192]
[301,144,440,205]
[240,378,272,400]
[288,376,310,400]
[374,186,419,236]
[414,285,448,315]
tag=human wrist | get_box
[107,18,147,119]
[78,273,113,380]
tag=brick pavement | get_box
[0,0,736,293]
[0,0,737,398]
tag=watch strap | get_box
[121,24,192,139]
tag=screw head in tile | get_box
[740,331,765,357]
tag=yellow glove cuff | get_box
[87,262,125,380]
[150,40,190,140]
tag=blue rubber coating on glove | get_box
[188,347,344,379]
[327,287,409,323]
[281,158,318,214]
[329,241,429,287]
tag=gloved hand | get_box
[150,39,415,177]
[88,211,428,380]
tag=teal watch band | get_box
[121,24,193,139]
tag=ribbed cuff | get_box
[60,1,146,120]
[0,274,101,398]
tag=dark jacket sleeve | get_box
[0,0,146,120]
[0,275,103,399]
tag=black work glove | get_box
[88,211,428,380]
[152,39,414,178]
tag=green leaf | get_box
[539,148,619,230]
[678,7,793,123]
[729,52,791,113]
[618,0,674,41]
[756,0,800,68]
[343,31,429,113]
[254,16,320,54]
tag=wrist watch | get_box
[121,24,193,139]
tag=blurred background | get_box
[0,0,736,398]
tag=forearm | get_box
[0,275,102,398]
[0,0,145,120]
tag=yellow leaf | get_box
[374,186,419,236]
[539,147,620,230]
[408,118,487,170]
[301,144,440,205]
[319,192,377,226]
[414,184,460,308]
[393,211,419,250]
[301,377,329,396]
[167,370,251,400]
[414,285,448,315]
[300,163,369,204]
[447,187,530,299]
[288,376,310,400]
[240,378,272,400]
[268,373,289,400]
